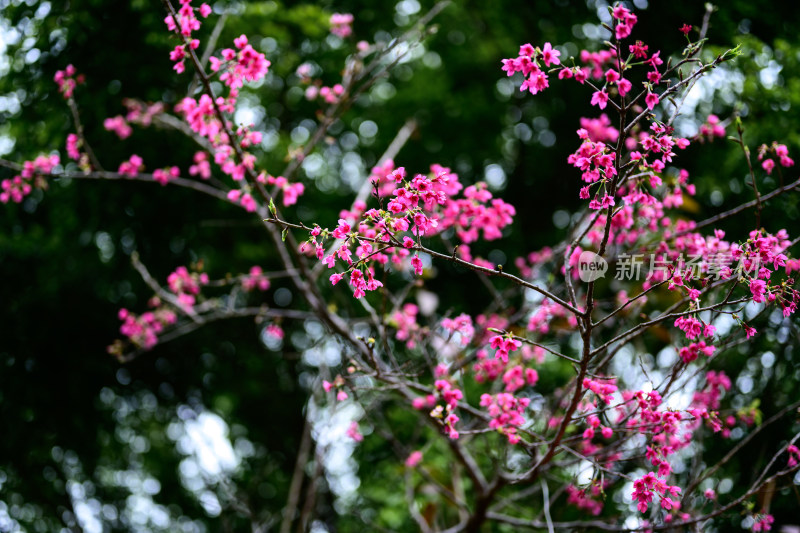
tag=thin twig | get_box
[188,11,228,96]
[67,97,103,170]
[280,417,311,533]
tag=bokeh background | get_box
[1,0,799,530]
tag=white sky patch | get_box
[713,313,735,336]
[484,163,506,190]
[0,500,22,532]
[759,60,782,89]
[674,66,745,137]
[302,338,342,367]
[67,480,104,533]
[0,135,14,156]
[0,18,18,70]
[387,40,425,65]
[181,412,239,477]
[234,106,257,127]
[169,406,247,517]
[309,399,364,507]
[665,387,694,411]
[430,329,461,361]
[575,459,595,486]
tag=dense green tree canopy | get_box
[1,0,799,531]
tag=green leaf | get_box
[720,43,743,62]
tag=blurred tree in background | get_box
[1,0,799,531]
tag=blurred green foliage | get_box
[1,0,799,531]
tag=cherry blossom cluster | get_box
[751,513,775,532]
[404,450,423,468]
[305,163,516,299]
[366,159,401,197]
[153,166,180,186]
[488,334,522,363]
[391,303,421,348]
[172,32,269,191]
[501,41,560,96]
[579,48,615,81]
[440,313,475,346]
[758,141,795,175]
[241,266,270,292]
[188,151,211,179]
[442,181,517,242]
[164,0,211,74]
[514,246,554,279]
[550,165,796,333]
[108,261,277,354]
[678,340,715,364]
[323,375,349,402]
[122,99,166,127]
[527,298,580,332]
[472,321,545,384]
[569,133,617,208]
[502,365,538,393]
[104,115,133,140]
[261,174,305,207]
[697,114,726,141]
[573,118,691,215]
[504,18,707,217]
[65,134,82,161]
[500,5,660,119]
[431,379,463,439]
[583,377,618,404]
[480,392,530,444]
[295,57,368,108]
[305,83,345,104]
[473,351,507,384]
[1,175,32,204]
[378,318,544,447]
[580,113,619,143]
[616,388,707,479]
[0,154,58,204]
[142,26,273,204]
[411,393,437,411]
[611,5,638,40]
[631,471,681,513]
[787,444,800,467]
[118,155,143,177]
[113,304,177,351]
[209,35,271,92]
[329,13,354,38]
[263,323,284,340]
[167,265,209,309]
[176,100,255,183]
[674,316,716,341]
[735,229,799,317]
[176,95,222,139]
[346,421,363,441]
[488,21,800,519]
[53,64,84,99]
[692,370,731,412]
[566,484,605,516]
[582,414,613,441]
